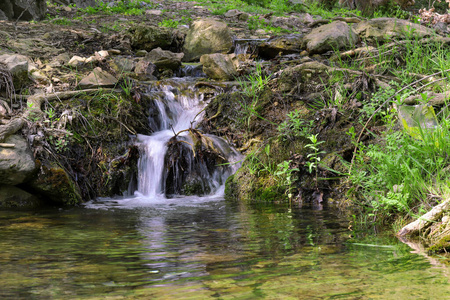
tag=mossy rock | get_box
[128,25,181,52]
[28,165,82,206]
[428,235,450,253]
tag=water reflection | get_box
[0,199,448,299]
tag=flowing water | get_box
[0,79,448,299]
[0,201,448,299]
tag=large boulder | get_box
[0,54,30,90]
[258,34,303,59]
[0,0,46,21]
[303,21,359,54]
[200,53,238,81]
[183,19,233,62]
[354,18,435,41]
[78,67,118,89]
[146,47,184,71]
[0,135,37,186]
[0,184,43,209]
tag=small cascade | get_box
[136,79,241,199]
[176,63,206,78]
[233,38,268,55]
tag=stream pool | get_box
[0,196,448,299]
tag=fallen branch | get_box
[397,199,450,237]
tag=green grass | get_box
[78,0,156,16]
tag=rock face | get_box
[303,21,359,54]
[200,53,238,80]
[183,19,233,62]
[0,135,37,186]
[146,47,184,71]
[0,54,30,90]
[78,67,118,89]
[0,0,46,21]
[0,184,43,209]
[258,34,303,59]
[354,18,435,41]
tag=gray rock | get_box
[354,18,435,41]
[111,56,136,73]
[303,21,359,54]
[146,47,184,71]
[48,53,71,68]
[134,60,157,80]
[129,25,176,51]
[0,134,37,186]
[0,9,8,20]
[1,0,46,21]
[258,34,303,59]
[183,19,233,62]
[200,53,238,81]
[78,67,118,89]
[271,16,311,30]
[0,184,43,209]
[0,54,30,90]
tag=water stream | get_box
[0,202,448,299]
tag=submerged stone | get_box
[0,184,43,209]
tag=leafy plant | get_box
[278,109,313,141]
[236,63,272,129]
[305,134,326,188]
[275,160,299,198]
[159,19,179,28]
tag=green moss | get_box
[29,166,82,206]
[428,235,450,253]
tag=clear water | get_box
[0,198,448,299]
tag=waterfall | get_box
[136,79,241,199]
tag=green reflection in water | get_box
[0,200,448,299]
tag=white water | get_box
[135,79,241,200]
